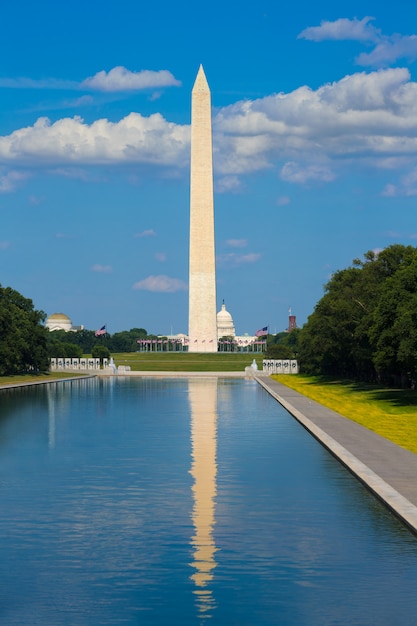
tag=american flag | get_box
[95,325,106,337]
[255,326,268,337]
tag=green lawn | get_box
[111,352,263,371]
[275,374,417,454]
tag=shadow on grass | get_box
[300,376,417,408]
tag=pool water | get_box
[0,376,416,625]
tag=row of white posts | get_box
[262,360,299,374]
[51,358,107,371]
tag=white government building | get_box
[45,313,84,332]
[162,301,258,350]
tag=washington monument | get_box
[188,65,217,353]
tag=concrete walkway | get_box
[255,373,417,535]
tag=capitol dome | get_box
[46,312,73,332]
[217,301,236,338]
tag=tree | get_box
[299,266,373,377]
[92,345,111,363]
[0,285,49,375]
[265,329,300,359]
[108,328,148,352]
[48,342,83,359]
[264,343,294,359]
[46,328,98,354]
[370,251,417,385]
[299,244,417,384]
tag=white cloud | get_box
[299,17,417,68]
[0,113,190,167]
[63,95,95,108]
[81,67,181,92]
[299,17,380,43]
[217,252,261,268]
[216,175,243,193]
[0,67,181,93]
[154,252,167,262]
[0,169,29,192]
[48,167,102,182]
[29,194,44,205]
[91,264,112,273]
[55,232,75,239]
[134,229,156,238]
[381,183,397,197]
[132,275,187,292]
[382,166,417,196]
[280,162,336,184]
[214,67,417,184]
[357,35,417,67]
[225,239,247,248]
[277,196,290,206]
[0,241,11,250]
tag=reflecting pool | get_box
[1,376,417,625]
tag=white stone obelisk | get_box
[188,65,217,353]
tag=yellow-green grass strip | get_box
[274,374,417,454]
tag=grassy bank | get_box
[111,352,262,372]
[275,374,417,454]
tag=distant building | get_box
[217,301,236,338]
[288,314,297,332]
[216,301,258,349]
[46,313,84,332]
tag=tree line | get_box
[47,327,151,359]
[0,286,155,375]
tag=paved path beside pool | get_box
[255,373,417,535]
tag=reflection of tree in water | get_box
[0,386,51,449]
[189,378,218,620]
[0,379,95,450]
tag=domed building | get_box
[46,313,83,332]
[217,301,236,339]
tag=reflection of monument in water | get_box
[188,378,218,617]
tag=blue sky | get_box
[1,0,417,336]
